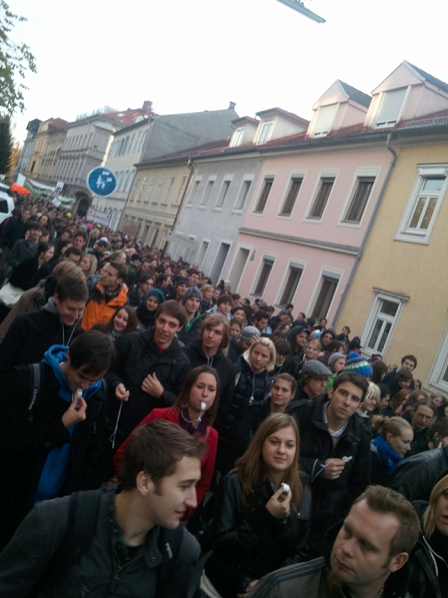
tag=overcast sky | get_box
[8,0,448,142]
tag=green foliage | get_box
[0,116,11,174]
[0,1,37,117]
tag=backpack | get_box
[28,487,184,597]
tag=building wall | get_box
[335,141,448,387]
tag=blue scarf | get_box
[371,435,404,475]
[35,345,102,503]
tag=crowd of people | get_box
[0,195,446,598]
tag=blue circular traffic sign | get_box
[86,167,117,197]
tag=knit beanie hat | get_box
[239,326,260,341]
[144,288,165,305]
[182,286,203,304]
[344,352,373,377]
[328,352,346,368]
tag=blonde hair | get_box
[423,474,448,537]
[244,337,277,372]
[366,382,381,406]
[372,415,413,439]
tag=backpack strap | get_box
[28,488,108,597]
[157,525,184,590]
[27,363,42,423]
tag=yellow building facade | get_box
[336,129,448,392]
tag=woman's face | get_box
[386,431,413,456]
[249,343,271,373]
[435,490,448,537]
[61,242,72,256]
[40,215,48,226]
[305,342,320,361]
[43,246,54,262]
[80,256,91,273]
[271,379,294,409]
[332,357,346,372]
[229,323,241,337]
[432,396,443,408]
[189,372,217,414]
[232,309,246,323]
[203,288,213,300]
[114,309,129,332]
[145,295,160,311]
[262,426,296,476]
[361,395,377,413]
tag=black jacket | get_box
[182,338,236,433]
[0,216,28,250]
[177,313,202,347]
[0,301,84,386]
[106,327,191,449]
[0,363,107,548]
[204,470,312,598]
[287,395,371,553]
[389,446,448,502]
[218,356,271,441]
[226,335,244,364]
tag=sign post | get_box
[86,167,117,197]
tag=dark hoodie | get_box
[0,297,84,385]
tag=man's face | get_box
[327,381,363,424]
[66,251,81,265]
[305,376,328,398]
[254,317,269,333]
[139,278,154,295]
[73,236,85,249]
[296,332,308,348]
[412,405,434,431]
[101,264,121,290]
[29,228,42,243]
[54,295,86,326]
[189,273,199,286]
[202,323,225,353]
[154,312,182,349]
[218,301,232,316]
[65,360,107,392]
[322,332,333,345]
[330,500,406,592]
[144,456,200,529]
[61,231,71,242]
[184,296,200,316]
[21,210,30,222]
[176,283,188,299]
[140,261,152,272]
[402,358,416,372]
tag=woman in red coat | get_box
[113,365,219,518]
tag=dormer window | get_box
[231,127,245,147]
[374,88,407,128]
[257,121,274,144]
[312,104,338,137]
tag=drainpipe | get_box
[163,157,195,256]
[331,134,397,327]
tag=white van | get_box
[0,192,15,226]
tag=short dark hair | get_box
[428,418,448,443]
[402,354,417,368]
[27,221,42,232]
[254,310,270,322]
[333,371,369,401]
[106,260,128,281]
[353,486,419,557]
[74,230,87,242]
[55,275,89,302]
[200,313,230,350]
[37,242,52,257]
[217,293,233,306]
[68,330,115,376]
[396,368,413,383]
[156,299,186,328]
[138,271,155,284]
[120,420,206,490]
[322,328,335,339]
[66,246,82,258]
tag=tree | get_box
[7,134,20,178]
[0,117,11,174]
[0,1,37,117]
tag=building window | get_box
[279,265,303,306]
[308,177,335,219]
[165,177,175,203]
[216,180,231,208]
[176,176,187,204]
[231,127,245,147]
[343,177,375,223]
[254,176,274,213]
[253,257,274,295]
[374,88,407,128]
[257,121,274,145]
[234,180,252,211]
[154,175,166,202]
[361,290,408,356]
[429,328,448,392]
[187,179,200,206]
[200,180,215,207]
[312,104,338,137]
[396,165,448,244]
[312,273,340,320]
[279,177,302,216]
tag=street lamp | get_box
[275,0,326,23]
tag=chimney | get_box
[228,101,237,110]
[142,101,153,116]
